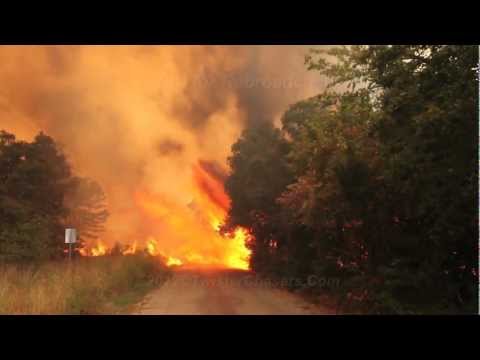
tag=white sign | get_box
[65,228,77,244]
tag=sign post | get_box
[65,228,77,261]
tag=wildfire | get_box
[78,159,252,270]
[146,237,158,256]
[165,255,183,267]
[143,237,183,266]
[122,241,137,255]
[224,227,250,270]
[78,241,107,257]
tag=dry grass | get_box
[0,254,170,314]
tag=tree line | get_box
[224,45,478,314]
[0,131,108,261]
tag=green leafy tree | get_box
[224,122,293,273]
[0,130,109,261]
[0,131,72,260]
[279,91,383,292]
[226,45,478,314]
[307,45,478,312]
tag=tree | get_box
[226,45,478,313]
[0,130,109,261]
[279,91,384,292]
[304,45,478,312]
[0,131,72,260]
[224,122,293,273]
[63,177,109,252]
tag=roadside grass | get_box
[0,254,171,314]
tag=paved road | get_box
[134,268,335,315]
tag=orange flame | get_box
[224,227,251,270]
[145,237,183,266]
[122,241,137,255]
[78,241,107,257]
[78,159,252,270]
[166,256,183,266]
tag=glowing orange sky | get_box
[0,45,325,267]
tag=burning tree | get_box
[63,176,109,254]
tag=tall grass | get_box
[0,254,171,314]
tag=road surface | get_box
[134,268,335,315]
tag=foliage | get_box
[0,130,109,260]
[225,45,478,313]
[224,122,293,273]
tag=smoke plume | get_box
[0,45,325,260]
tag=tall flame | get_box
[78,160,251,270]
[224,227,251,270]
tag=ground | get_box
[133,268,336,315]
